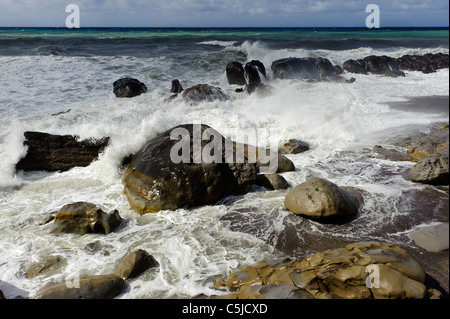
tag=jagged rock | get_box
[396,55,435,74]
[363,55,405,77]
[278,139,310,155]
[113,78,147,98]
[115,249,159,280]
[216,242,428,299]
[255,173,289,190]
[343,59,368,74]
[409,154,449,185]
[272,57,320,80]
[170,79,184,93]
[34,274,126,299]
[424,53,449,70]
[51,202,123,235]
[284,177,363,222]
[16,132,110,172]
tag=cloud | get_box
[0,0,448,27]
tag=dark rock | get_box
[170,79,183,93]
[34,274,126,299]
[272,57,320,80]
[51,202,123,235]
[246,60,267,78]
[409,154,449,185]
[396,55,435,74]
[115,249,159,280]
[308,57,338,79]
[182,84,228,104]
[226,62,246,86]
[424,53,449,70]
[16,131,110,172]
[113,78,147,98]
[0,289,4,299]
[284,177,363,222]
[343,59,368,74]
[363,55,405,77]
[278,139,310,155]
[122,124,257,214]
[255,174,289,190]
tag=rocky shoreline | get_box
[2,54,449,299]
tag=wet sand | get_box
[389,95,449,116]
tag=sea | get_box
[0,27,449,299]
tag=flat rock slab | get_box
[409,223,449,253]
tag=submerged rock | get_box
[51,202,123,235]
[26,255,63,279]
[113,78,147,98]
[15,132,110,172]
[409,223,449,253]
[216,242,428,299]
[278,139,310,155]
[284,177,363,222]
[122,124,257,214]
[182,84,228,104]
[115,249,159,280]
[255,173,289,190]
[35,274,126,299]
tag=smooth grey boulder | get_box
[409,154,449,185]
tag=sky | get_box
[0,0,448,28]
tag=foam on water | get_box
[0,39,449,298]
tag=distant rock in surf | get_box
[113,77,147,98]
[226,60,269,94]
[271,57,349,82]
[51,202,123,235]
[15,131,110,172]
[343,53,449,76]
[182,84,229,104]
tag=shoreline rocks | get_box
[215,242,431,299]
[409,154,449,185]
[15,131,110,172]
[182,84,229,104]
[35,274,126,299]
[51,202,123,235]
[284,177,363,223]
[409,223,449,253]
[115,249,159,280]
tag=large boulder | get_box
[215,242,428,299]
[272,57,320,80]
[284,177,363,222]
[226,62,246,86]
[182,84,229,104]
[409,154,449,185]
[113,78,147,98]
[35,274,126,299]
[122,124,257,214]
[16,132,110,172]
[409,223,449,253]
[51,202,123,235]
